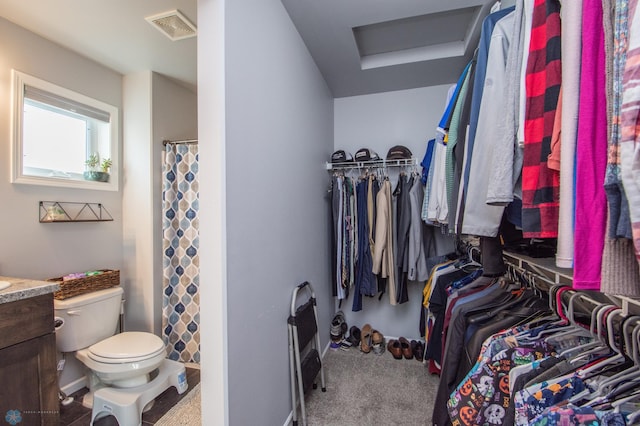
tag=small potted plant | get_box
[83,154,111,182]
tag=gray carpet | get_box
[303,345,440,425]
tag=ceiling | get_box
[0,0,494,98]
[281,0,496,97]
[0,0,198,92]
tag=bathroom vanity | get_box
[0,276,60,425]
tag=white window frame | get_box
[11,70,119,191]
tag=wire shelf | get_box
[39,201,113,223]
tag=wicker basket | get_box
[48,269,120,300]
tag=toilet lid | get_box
[88,332,166,364]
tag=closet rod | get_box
[162,139,198,146]
[610,295,640,316]
[325,158,417,171]
[504,254,640,315]
[503,256,558,293]
[503,251,573,284]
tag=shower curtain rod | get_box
[162,139,198,146]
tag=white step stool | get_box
[90,359,188,426]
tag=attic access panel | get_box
[353,6,480,69]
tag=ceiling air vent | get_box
[146,10,197,41]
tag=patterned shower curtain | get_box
[162,143,200,363]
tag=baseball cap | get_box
[331,150,353,163]
[354,148,380,162]
[386,145,412,160]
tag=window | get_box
[11,70,119,191]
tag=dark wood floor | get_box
[59,367,200,426]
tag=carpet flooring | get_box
[302,344,440,425]
[126,347,441,426]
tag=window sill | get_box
[12,174,118,192]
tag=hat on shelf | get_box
[354,148,380,162]
[331,150,354,163]
[386,145,413,160]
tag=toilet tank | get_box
[53,286,124,353]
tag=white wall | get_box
[333,85,455,339]
[199,0,334,424]
[198,0,228,423]
[334,85,452,161]
[122,72,154,332]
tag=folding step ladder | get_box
[288,281,326,426]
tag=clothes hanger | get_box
[594,319,640,397]
[619,324,640,423]
[557,297,606,358]
[519,287,575,342]
[610,387,640,422]
[566,305,623,405]
[562,303,616,369]
[547,292,597,349]
[573,310,632,405]
[575,307,626,379]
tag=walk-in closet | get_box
[196,0,640,424]
[266,0,640,426]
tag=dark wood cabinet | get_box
[0,294,59,425]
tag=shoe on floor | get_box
[387,339,402,359]
[411,340,424,362]
[371,330,385,355]
[348,326,361,347]
[330,311,347,342]
[360,324,373,353]
[398,337,413,360]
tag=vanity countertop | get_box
[0,276,59,304]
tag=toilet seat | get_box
[88,332,166,364]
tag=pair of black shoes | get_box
[348,326,361,347]
[411,340,425,362]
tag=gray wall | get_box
[151,73,198,334]
[0,17,123,281]
[121,71,197,334]
[333,85,455,339]
[198,0,333,425]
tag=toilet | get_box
[54,286,188,425]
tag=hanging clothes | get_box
[331,175,357,300]
[394,173,413,304]
[521,0,562,238]
[604,0,633,241]
[621,0,640,273]
[373,178,397,305]
[460,9,515,237]
[555,0,582,269]
[425,84,457,227]
[601,0,640,297]
[486,0,526,208]
[446,58,476,234]
[440,268,640,426]
[353,178,375,312]
[408,177,430,282]
[457,6,515,231]
[573,0,608,290]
